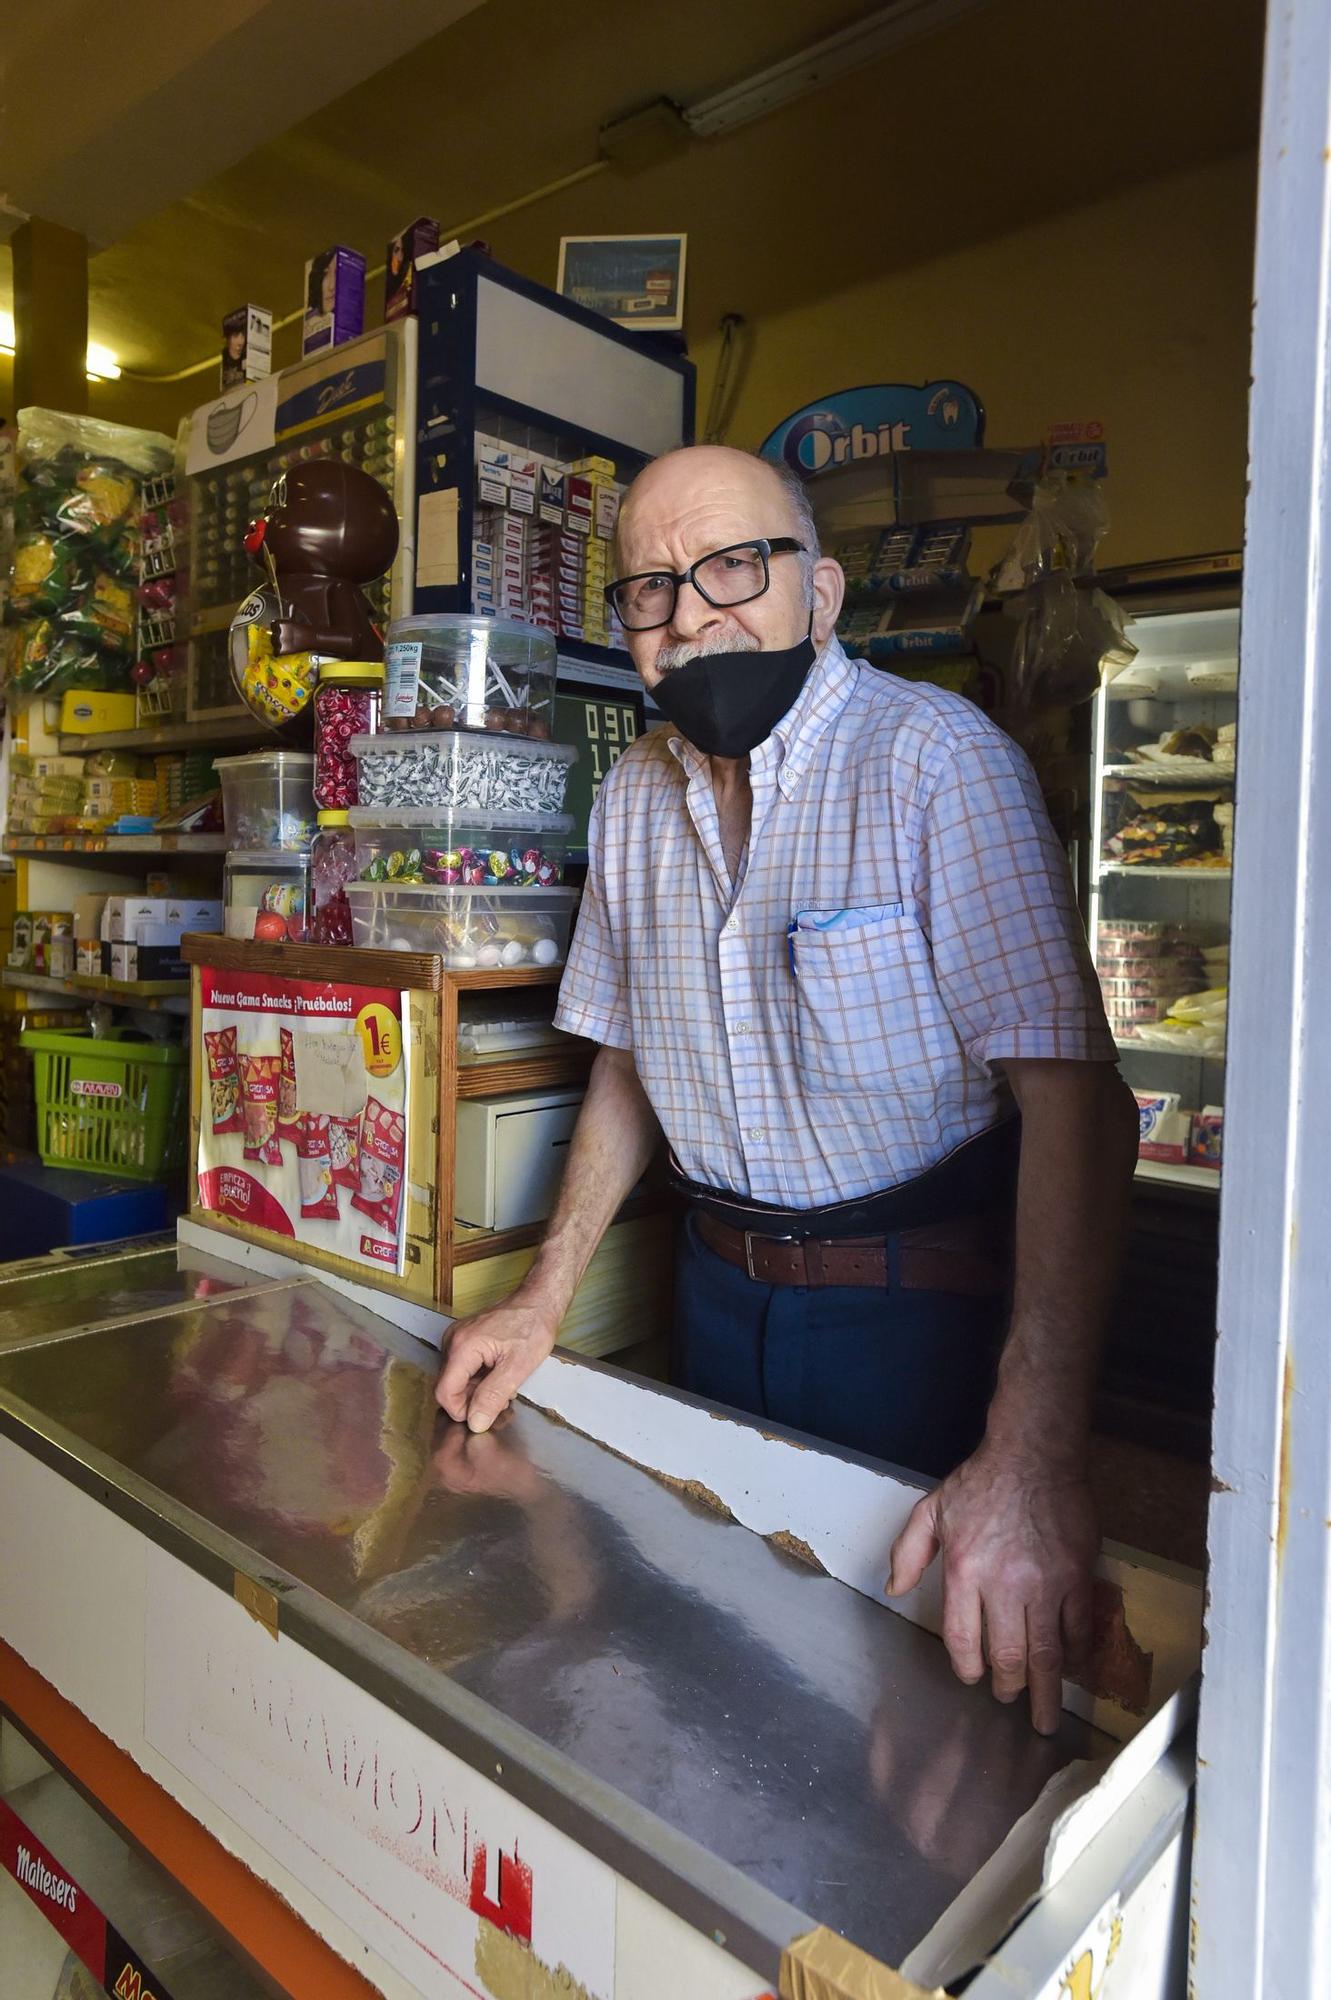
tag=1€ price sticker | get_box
[357,1002,401,1079]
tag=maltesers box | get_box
[302,246,366,357]
[384,217,440,323]
[220,305,273,391]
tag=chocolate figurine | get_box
[230,459,398,731]
[245,458,397,659]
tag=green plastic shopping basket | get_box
[20,1026,187,1180]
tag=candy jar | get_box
[313,661,383,810]
[307,810,358,945]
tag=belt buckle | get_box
[744,1229,799,1281]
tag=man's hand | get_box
[886,1442,1099,1735]
[435,1296,559,1434]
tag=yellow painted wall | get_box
[685,149,1255,568]
[3,147,1254,571]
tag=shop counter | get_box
[0,1239,1201,1998]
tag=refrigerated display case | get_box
[1090,557,1240,1193]
[178,321,418,724]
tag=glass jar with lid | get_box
[307,810,358,945]
[313,660,383,810]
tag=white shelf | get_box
[1135,1157,1222,1192]
[3,833,228,857]
[1098,864,1231,881]
[1,967,190,1014]
[1101,762,1235,784]
[1116,1036,1226,1060]
[57,717,263,755]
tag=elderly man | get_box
[438,443,1138,1732]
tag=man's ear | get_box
[811,557,845,648]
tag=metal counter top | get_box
[0,1273,1113,1975]
[0,1236,291,1352]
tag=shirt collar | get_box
[663,637,859,798]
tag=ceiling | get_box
[0,0,1266,423]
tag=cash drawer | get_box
[454,1087,585,1232]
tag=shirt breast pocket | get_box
[789,903,956,1095]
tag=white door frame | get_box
[1193,3,1331,1993]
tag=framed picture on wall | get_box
[557,233,687,332]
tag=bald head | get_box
[610,444,844,689]
[616,445,818,578]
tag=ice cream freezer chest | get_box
[0,1233,1201,1998]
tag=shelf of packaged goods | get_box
[1135,1157,1222,1192]
[3,833,228,857]
[1097,863,1232,881]
[57,718,265,756]
[1101,763,1236,784]
[1,967,190,1014]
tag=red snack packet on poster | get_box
[277,1026,299,1143]
[295,1111,339,1220]
[329,1112,360,1190]
[239,1053,282,1165]
[350,1096,406,1233]
[204,1025,242,1135]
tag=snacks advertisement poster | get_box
[196,968,410,1274]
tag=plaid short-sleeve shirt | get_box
[554,639,1114,1206]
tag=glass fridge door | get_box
[1089,600,1237,1190]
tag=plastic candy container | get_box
[344,882,578,967]
[350,811,572,888]
[215,750,316,849]
[351,731,575,815]
[307,811,358,945]
[314,661,382,809]
[224,850,311,940]
[382,613,556,738]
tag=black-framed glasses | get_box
[604,537,805,632]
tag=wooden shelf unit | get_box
[180,938,669,1332]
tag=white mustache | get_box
[654,630,763,672]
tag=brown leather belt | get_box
[694,1209,1006,1295]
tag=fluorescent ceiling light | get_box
[684,0,992,137]
[0,314,121,380]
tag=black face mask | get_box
[649,633,817,758]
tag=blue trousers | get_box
[672,1212,1006,1479]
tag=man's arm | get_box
[888,1057,1139,1733]
[436,1044,661,1432]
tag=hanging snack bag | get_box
[239,1053,283,1165]
[204,1026,243,1135]
[350,1097,406,1233]
[329,1110,361,1190]
[10,531,82,617]
[278,1026,300,1142]
[296,1112,340,1220]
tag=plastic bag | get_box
[991,472,1134,709]
[4,409,171,705]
